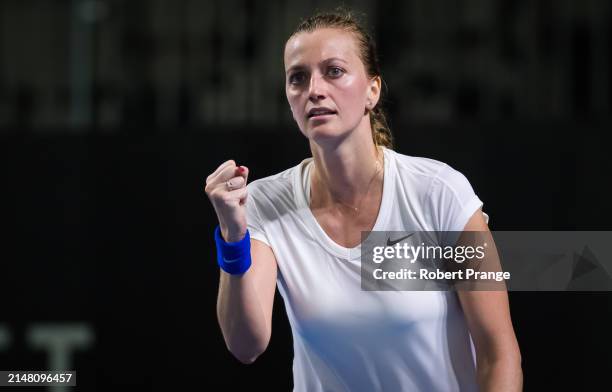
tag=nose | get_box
[308,73,326,102]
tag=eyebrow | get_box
[286,57,348,74]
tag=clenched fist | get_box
[204,160,250,242]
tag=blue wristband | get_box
[214,225,252,275]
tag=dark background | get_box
[1,0,611,391]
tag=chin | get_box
[305,124,351,146]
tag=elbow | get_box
[234,352,260,365]
[487,347,523,370]
[476,342,522,373]
[229,343,267,365]
[480,345,523,379]
[218,318,272,365]
[506,349,524,389]
[514,349,524,377]
[226,333,270,365]
[507,343,523,372]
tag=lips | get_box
[307,107,337,118]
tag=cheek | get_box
[335,76,368,114]
[286,91,305,123]
[286,90,300,109]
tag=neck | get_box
[309,132,383,209]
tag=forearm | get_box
[217,270,270,363]
[477,356,523,392]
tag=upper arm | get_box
[249,238,278,334]
[456,209,521,364]
[244,185,278,331]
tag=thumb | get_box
[237,165,249,184]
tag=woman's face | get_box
[284,28,380,142]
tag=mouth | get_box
[307,107,337,119]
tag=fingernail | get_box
[239,166,245,173]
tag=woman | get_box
[205,10,522,392]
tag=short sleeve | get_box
[428,164,489,233]
[245,183,271,247]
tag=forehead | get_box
[284,28,360,69]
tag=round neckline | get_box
[293,146,395,261]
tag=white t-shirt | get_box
[246,147,487,392]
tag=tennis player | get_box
[205,9,522,392]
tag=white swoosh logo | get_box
[223,257,241,264]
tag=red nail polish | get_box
[239,166,245,173]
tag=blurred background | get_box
[1,0,611,390]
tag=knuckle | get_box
[220,195,234,204]
[205,185,222,198]
[204,181,217,194]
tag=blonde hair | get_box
[290,8,394,149]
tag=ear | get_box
[366,75,382,109]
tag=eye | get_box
[327,66,345,78]
[288,72,306,85]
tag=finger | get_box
[224,186,248,203]
[240,189,248,206]
[208,162,239,186]
[224,175,245,191]
[207,160,235,182]
[237,165,249,184]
